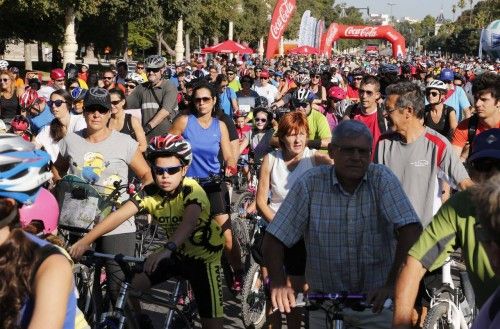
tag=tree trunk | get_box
[24,40,32,71]
[62,6,78,67]
[157,31,162,55]
[185,33,191,61]
[37,42,43,63]
[123,21,129,61]
[160,38,176,56]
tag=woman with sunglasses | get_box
[34,89,86,164]
[57,87,152,303]
[69,134,225,329]
[107,88,147,152]
[309,67,327,106]
[0,69,21,125]
[423,80,458,140]
[169,81,243,292]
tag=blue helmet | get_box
[439,69,454,82]
[0,134,52,204]
[378,64,399,75]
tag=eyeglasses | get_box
[359,89,374,96]
[292,101,308,109]
[475,222,500,245]
[261,77,269,80]
[333,144,371,157]
[126,84,136,89]
[47,100,67,108]
[0,78,10,82]
[153,164,183,176]
[454,82,463,87]
[111,100,122,105]
[354,77,363,81]
[146,68,161,73]
[311,75,321,79]
[227,72,235,76]
[84,106,110,114]
[384,107,397,115]
[195,97,212,104]
[469,159,500,173]
[136,66,144,69]
[255,118,267,123]
[103,76,114,80]
[55,79,65,82]
[426,91,440,97]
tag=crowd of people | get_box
[0,50,499,329]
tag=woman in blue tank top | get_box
[170,82,244,292]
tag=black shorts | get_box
[145,254,224,319]
[284,239,306,276]
[200,181,230,216]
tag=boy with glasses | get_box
[393,129,500,328]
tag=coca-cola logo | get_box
[344,26,379,38]
[270,0,295,40]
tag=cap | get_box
[81,63,89,69]
[469,128,500,162]
[260,70,270,78]
[84,87,111,111]
[37,86,55,101]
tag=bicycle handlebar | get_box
[83,250,144,264]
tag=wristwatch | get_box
[165,241,177,252]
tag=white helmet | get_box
[0,60,9,70]
[425,80,448,93]
[126,72,145,85]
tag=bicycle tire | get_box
[423,302,468,329]
[232,215,251,265]
[234,191,255,218]
[241,262,266,329]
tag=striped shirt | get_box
[266,164,419,294]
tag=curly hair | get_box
[0,200,39,328]
[0,69,16,98]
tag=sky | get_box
[339,0,478,20]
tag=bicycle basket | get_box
[55,175,111,230]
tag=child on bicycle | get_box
[234,109,252,185]
[69,134,225,329]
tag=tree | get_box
[234,0,270,46]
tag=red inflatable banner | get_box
[266,0,296,59]
[320,23,406,57]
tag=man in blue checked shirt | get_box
[263,120,422,329]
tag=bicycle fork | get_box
[100,281,131,329]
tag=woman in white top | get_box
[35,89,86,165]
[256,111,332,329]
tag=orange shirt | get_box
[452,117,500,148]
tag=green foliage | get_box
[234,0,270,46]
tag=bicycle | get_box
[294,291,392,329]
[423,254,476,329]
[81,250,196,329]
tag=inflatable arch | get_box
[265,0,406,58]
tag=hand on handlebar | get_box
[367,285,393,313]
[144,249,171,275]
[270,285,296,313]
[69,240,91,260]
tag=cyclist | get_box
[392,129,500,328]
[263,120,421,328]
[439,68,472,122]
[50,68,67,90]
[423,79,457,140]
[346,68,364,102]
[0,134,77,329]
[69,134,225,329]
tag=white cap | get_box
[38,86,56,101]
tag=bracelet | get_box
[143,123,153,135]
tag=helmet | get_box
[71,87,87,102]
[65,63,78,80]
[351,68,365,77]
[254,96,269,109]
[0,133,35,153]
[126,72,145,85]
[19,88,40,109]
[294,72,311,85]
[0,136,52,204]
[10,115,29,132]
[163,67,173,79]
[50,68,65,80]
[439,68,454,82]
[147,134,192,166]
[310,66,323,76]
[378,64,399,75]
[233,109,249,118]
[19,188,59,234]
[145,55,166,69]
[328,86,346,100]
[0,60,9,70]
[426,80,448,92]
[465,64,474,71]
[291,88,316,106]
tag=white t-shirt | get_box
[252,82,279,105]
[35,114,86,162]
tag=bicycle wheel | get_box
[241,262,266,329]
[232,215,251,265]
[423,302,468,329]
[234,191,255,218]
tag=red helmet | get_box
[328,86,346,100]
[10,115,30,132]
[19,88,40,109]
[50,68,65,80]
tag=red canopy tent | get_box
[287,45,320,55]
[202,40,254,54]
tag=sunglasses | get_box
[153,164,183,175]
[354,77,363,81]
[111,100,122,105]
[55,79,65,82]
[311,75,321,79]
[146,68,161,73]
[469,159,500,173]
[359,89,374,97]
[261,77,269,80]
[126,84,136,89]
[227,72,235,76]
[84,106,109,114]
[195,96,212,104]
[426,91,440,97]
[333,144,371,157]
[255,118,267,123]
[136,66,144,69]
[48,100,67,108]
[103,76,114,80]
[0,78,10,82]
[292,101,308,109]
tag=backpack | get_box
[346,103,388,134]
